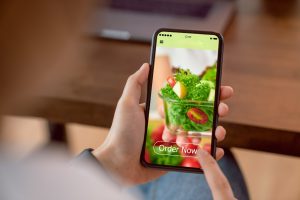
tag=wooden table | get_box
[17,0,300,156]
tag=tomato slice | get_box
[167,76,176,88]
[187,108,208,124]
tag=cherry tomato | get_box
[181,157,201,168]
[151,124,164,146]
[187,108,208,124]
[167,76,176,88]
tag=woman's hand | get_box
[92,63,233,185]
[198,149,237,200]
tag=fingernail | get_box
[141,63,148,68]
[138,63,147,72]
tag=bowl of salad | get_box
[159,68,216,135]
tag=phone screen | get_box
[142,29,222,172]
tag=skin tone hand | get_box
[93,63,234,185]
[198,149,237,200]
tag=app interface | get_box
[144,31,220,169]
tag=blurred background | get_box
[1,0,300,199]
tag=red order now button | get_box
[153,141,200,157]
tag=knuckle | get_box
[127,74,136,83]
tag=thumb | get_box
[120,63,149,104]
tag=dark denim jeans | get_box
[137,150,249,200]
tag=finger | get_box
[162,126,177,142]
[218,102,229,117]
[198,149,235,200]
[215,126,226,142]
[215,147,224,160]
[220,86,234,101]
[158,105,165,118]
[120,63,149,104]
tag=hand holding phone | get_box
[92,29,232,184]
[92,62,232,184]
[91,65,236,199]
[141,28,225,173]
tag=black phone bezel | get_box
[140,28,224,173]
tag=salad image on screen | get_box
[160,67,216,134]
[144,33,219,169]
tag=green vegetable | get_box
[150,146,183,166]
[160,68,216,132]
[208,88,215,102]
[175,69,199,91]
[190,80,213,101]
[201,63,217,85]
[166,101,213,131]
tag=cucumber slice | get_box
[208,89,215,101]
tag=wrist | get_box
[92,143,127,184]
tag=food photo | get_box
[143,33,220,170]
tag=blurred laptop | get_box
[91,0,235,42]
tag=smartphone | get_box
[141,28,223,173]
